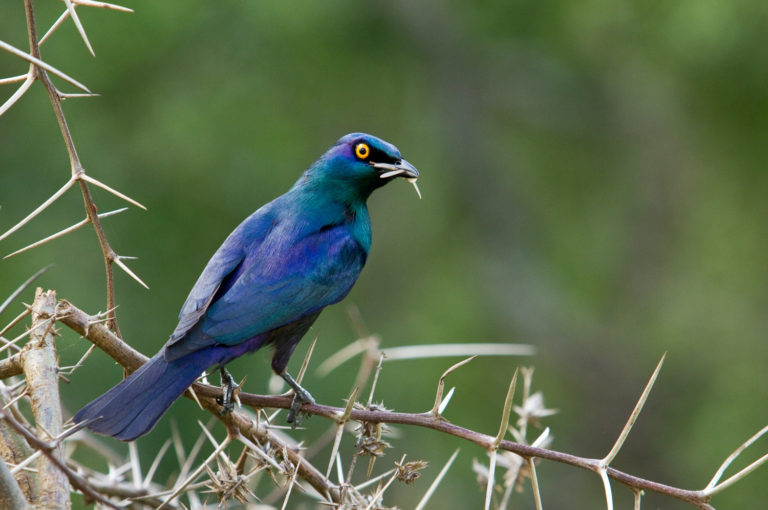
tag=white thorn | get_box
[64,0,95,56]
[113,256,149,289]
[79,173,147,209]
[0,40,91,92]
[73,0,134,12]
[0,177,76,243]
[437,386,455,415]
[414,449,460,510]
[40,10,71,46]
[0,73,34,117]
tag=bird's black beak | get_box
[372,159,421,198]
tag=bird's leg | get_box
[216,367,237,415]
[281,372,315,425]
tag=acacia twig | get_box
[55,298,738,509]
[14,0,141,337]
[84,478,166,508]
[0,408,119,509]
[0,354,24,380]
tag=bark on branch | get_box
[22,289,70,508]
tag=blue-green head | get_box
[295,133,420,202]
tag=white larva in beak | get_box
[379,168,406,179]
[408,178,422,199]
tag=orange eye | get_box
[355,143,370,160]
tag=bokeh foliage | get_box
[1,1,767,508]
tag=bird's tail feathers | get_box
[74,349,215,441]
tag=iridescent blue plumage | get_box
[74,133,419,440]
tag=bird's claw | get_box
[216,397,235,415]
[216,367,238,415]
[280,371,315,426]
[286,387,315,426]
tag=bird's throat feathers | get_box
[294,165,381,205]
[283,185,372,254]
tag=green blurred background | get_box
[2,1,767,508]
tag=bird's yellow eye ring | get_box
[355,143,370,160]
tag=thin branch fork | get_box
[54,299,758,509]
[0,0,132,113]
[5,0,145,336]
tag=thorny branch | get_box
[0,294,763,508]
[21,0,134,336]
[52,298,767,509]
[1,0,141,337]
[0,408,120,509]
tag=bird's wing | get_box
[181,222,366,351]
[167,209,275,345]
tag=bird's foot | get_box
[216,367,239,415]
[287,386,315,426]
[281,372,315,426]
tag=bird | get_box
[74,133,419,441]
